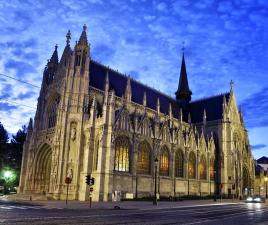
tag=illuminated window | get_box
[159,146,169,176]
[137,141,150,174]
[199,155,207,180]
[209,158,215,180]
[188,152,196,179]
[175,149,184,177]
[114,137,130,172]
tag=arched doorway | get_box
[34,144,52,194]
[242,166,251,196]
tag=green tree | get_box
[0,122,9,168]
[10,125,27,169]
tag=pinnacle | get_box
[50,44,59,64]
[78,24,88,46]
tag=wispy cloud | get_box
[251,144,267,151]
[0,0,267,158]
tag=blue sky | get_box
[0,0,267,159]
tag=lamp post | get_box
[153,157,158,205]
[265,177,268,199]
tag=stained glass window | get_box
[175,149,184,177]
[199,155,207,180]
[114,137,130,172]
[159,146,169,176]
[209,158,215,180]
[137,141,150,174]
[188,152,196,179]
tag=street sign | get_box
[65,177,72,205]
[65,177,72,184]
[90,187,93,192]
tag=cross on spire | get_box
[182,41,185,53]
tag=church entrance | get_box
[34,144,52,194]
[242,166,251,196]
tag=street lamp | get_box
[153,157,158,205]
[3,171,12,180]
[264,177,268,199]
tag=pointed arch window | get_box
[175,149,184,177]
[114,136,130,172]
[137,141,151,174]
[159,146,169,176]
[188,152,196,179]
[209,158,215,180]
[199,155,207,180]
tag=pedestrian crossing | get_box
[0,205,63,210]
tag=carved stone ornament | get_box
[71,127,76,141]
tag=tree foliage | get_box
[10,125,27,169]
[0,122,27,187]
[0,122,9,168]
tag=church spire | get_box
[78,24,88,46]
[175,44,192,103]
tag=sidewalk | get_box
[1,197,244,210]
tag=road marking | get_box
[0,205,63,210]
[180,207,268,225]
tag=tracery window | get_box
[188,152,196,179]
[114,137,130,172]
[175,149,184,177]
[199,155,207,180]
[137,141,150,174]
[209,158,215,180]
[47,96,60,128]
[159,146,169,176]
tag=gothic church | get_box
[19,25,255,201]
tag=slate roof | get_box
[188,93,230,123]
[257,156,268,164]
[89,60,229,123]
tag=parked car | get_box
[246,195,266,203]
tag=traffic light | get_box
[86,175,91,185]
[85,175,94,186]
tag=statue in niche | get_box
[71,127,76,141]
[67,168,73,179]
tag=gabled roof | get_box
[257,156,268,164]
[89,60,229,123]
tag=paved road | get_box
[0,201,268,224]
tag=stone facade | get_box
[19,26,255,201]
